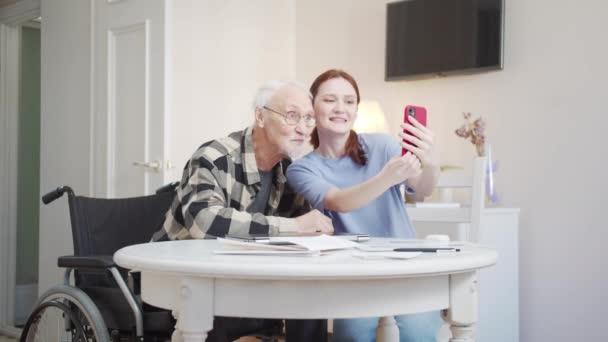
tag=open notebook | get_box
[214,234,360,256]
[214,235,423,259]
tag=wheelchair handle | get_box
[42,186,74,204]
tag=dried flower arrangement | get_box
[454,112,499,203]
[455,112,486,157]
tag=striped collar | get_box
[240,126,288,186]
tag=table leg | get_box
[442,271,478,342]
[376,316,399,342]
[171,277,214,342]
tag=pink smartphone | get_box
[402,105,427,156]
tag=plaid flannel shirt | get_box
[151,126,308,241]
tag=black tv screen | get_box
[385,0,504,80]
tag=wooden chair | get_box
[407,156,487,242]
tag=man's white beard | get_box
[285,141,313,160]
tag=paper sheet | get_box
[270,234,360,252]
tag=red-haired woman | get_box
[287,69,441,342]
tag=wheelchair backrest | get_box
[67,190,175,257]
[65,186,176,287]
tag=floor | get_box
[0,334,264,342]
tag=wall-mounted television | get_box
[385,0,504,80]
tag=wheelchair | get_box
[20,183,283,342]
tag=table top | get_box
[114,239,497,280]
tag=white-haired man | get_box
[151,81,332,341]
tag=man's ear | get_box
[255,107,265,128]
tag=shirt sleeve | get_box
[179,156,297,238]
[286,161,333,212]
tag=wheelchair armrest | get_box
[58,255,115,269]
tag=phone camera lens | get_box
[408,107,416,117]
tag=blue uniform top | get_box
[286,133,416,238]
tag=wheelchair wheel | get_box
[21,284,110,342]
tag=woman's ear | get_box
[255,107,265,128]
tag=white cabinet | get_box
[414,208,520,342]
[477,208,519,342]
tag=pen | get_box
[393,247,460,252]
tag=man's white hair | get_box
[251,80,311,110]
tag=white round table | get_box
[114,239,497,342]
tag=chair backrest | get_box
[407,157,486,242]
[66,187,176,287]
[67,191,175,257]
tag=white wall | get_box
[295,0,608,340]
[39,0,92,294]
[37,0,298,292]
[168,0,296,180]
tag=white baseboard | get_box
[0,324,21,338]
[14,283,37,326]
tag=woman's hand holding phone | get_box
[399,116,439,168]
[380,152,422,187]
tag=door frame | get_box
[0,0,40,336]
[0,22,21,338]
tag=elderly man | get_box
[151,80,332,341]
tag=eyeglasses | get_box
[263,106,316,127]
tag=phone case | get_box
[402,105,427,156]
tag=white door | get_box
[93,0,169,198]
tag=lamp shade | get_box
[354,100,389,134]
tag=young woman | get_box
[286,69,442,342]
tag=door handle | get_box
[132,160,162,172]
[132,160,174,172]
